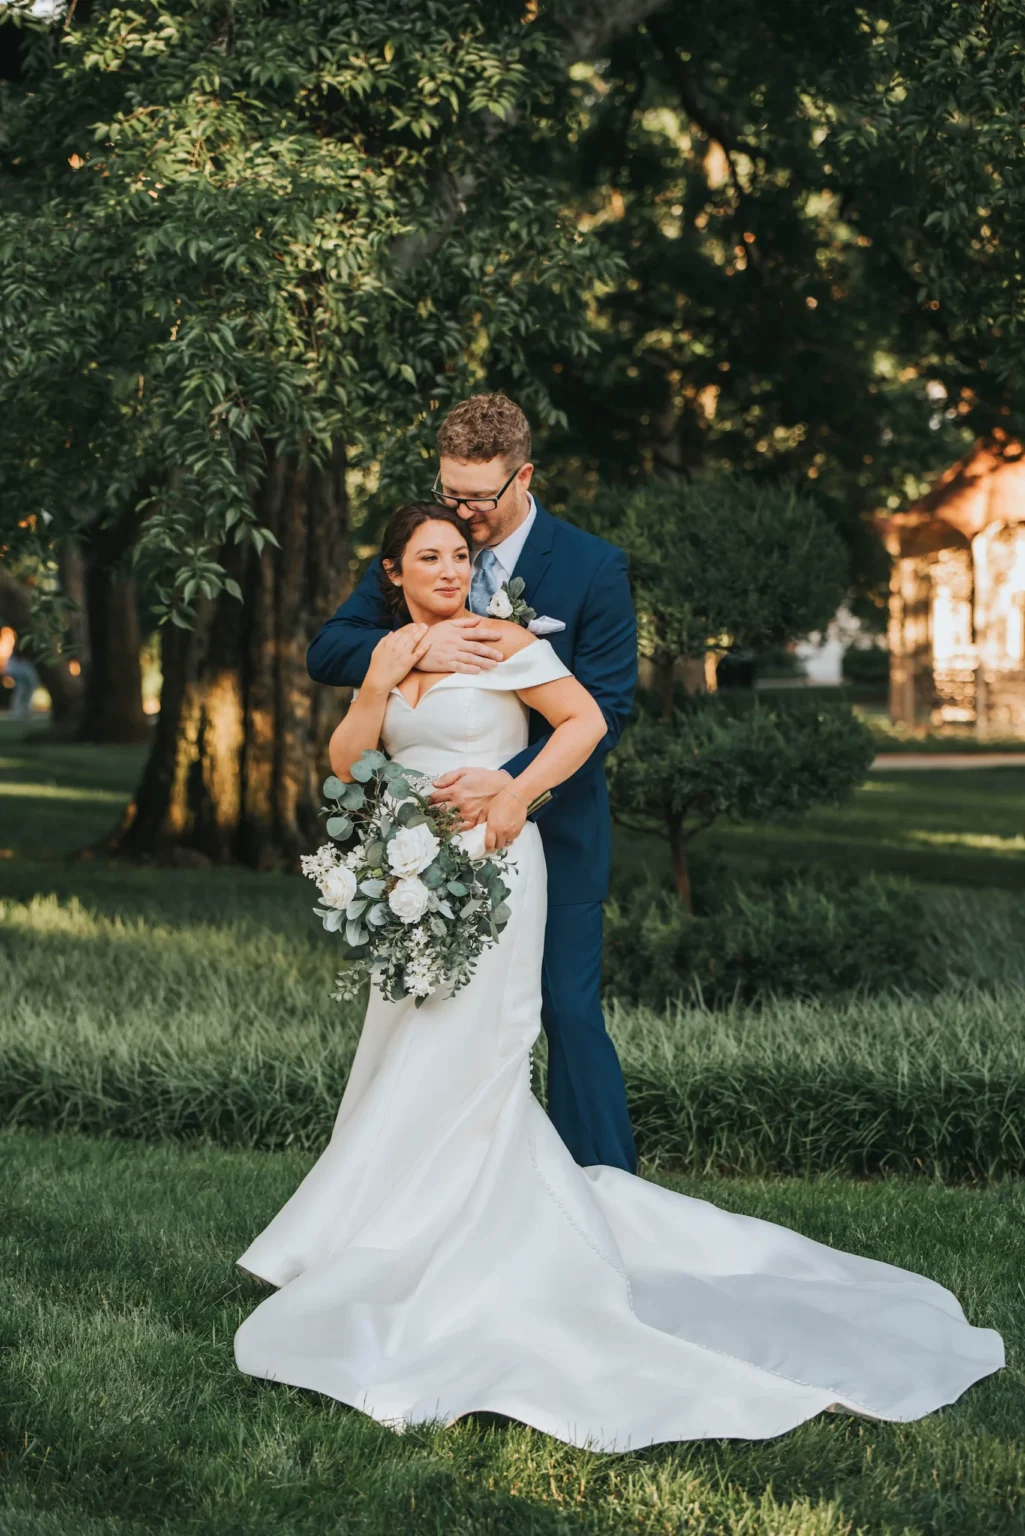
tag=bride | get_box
[234,505,1003,1452]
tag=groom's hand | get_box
[430,768,512,828]
[420,617,504,674]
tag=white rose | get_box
[386,823,441,878]
[318,864,358,910]
[487,588,513,619]
[388,876,431,925]
[452,823,488,862]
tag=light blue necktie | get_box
[469,546,502,616]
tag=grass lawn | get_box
[612,768,1025,895]
[3,723,1025,1531]
[3,1130,1023,1536]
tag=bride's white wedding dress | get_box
[234,639,1003,1451]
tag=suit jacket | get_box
[306,501,637,905]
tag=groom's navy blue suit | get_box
[307,500,638,1173]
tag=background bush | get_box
[603,872,925,1009]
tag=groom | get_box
[307,393,637,1174]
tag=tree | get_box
[0,0,654,864]
[601,475,875,908]
[529,1,1025,614]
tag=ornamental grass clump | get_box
[303,751,513,1005]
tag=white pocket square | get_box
[527,616,566,636]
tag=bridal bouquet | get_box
[302,750,513,1006]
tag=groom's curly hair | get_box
[378,503,473,623]
[437,393,531,466]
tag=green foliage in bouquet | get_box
[303,751,512,1007]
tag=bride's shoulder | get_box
[492,621,538,661]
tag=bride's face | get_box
[390,520,472,622]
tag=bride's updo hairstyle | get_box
[378,503,473,622]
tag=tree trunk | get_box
[667,813,693,913]
[70,509,151,744]
[108,444,352,870]
[77,560,149,744]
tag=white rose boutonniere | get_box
[487,577,536,628]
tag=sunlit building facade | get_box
[880,440,1025,737]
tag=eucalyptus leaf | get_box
[322,774,345,800]
[447,879,469,897]
[364,840,385,865]
[339,782,366,811]
[345,898,369,921]
[422,863,445,890]
[366,902,389,927]
[345,920,368,948]
[326,815,353,839]
[360,879,386,898]
[350,759,375,783]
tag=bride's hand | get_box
[364,625,431,693]
[484,786,528,852]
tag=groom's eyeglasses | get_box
[431,464,524,515]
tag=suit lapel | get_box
[511,500,556,607]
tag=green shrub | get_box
[842,643,889,691]
[603,874,924,1008]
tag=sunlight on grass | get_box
[0,781,127,802]
[909,830,1025,855]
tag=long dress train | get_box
[234,640,1004,1451]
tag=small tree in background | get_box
[601,475,874,910]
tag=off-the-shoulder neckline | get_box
[392,638,545,711]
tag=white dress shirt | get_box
[474,494,537,585]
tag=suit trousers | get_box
[539,901,637,1174]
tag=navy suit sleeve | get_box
[307,556,391,688]
[502,547,637,807]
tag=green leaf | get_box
[323,775,345,800]
[447,879,469,897]
[339,782,366,811]
[360,878,386,897]
[326,814,353,839]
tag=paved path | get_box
[871,753,1025,770]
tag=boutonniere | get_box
[487,578,536,628]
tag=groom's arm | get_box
[307,558,391,689]
[501,547,637,808]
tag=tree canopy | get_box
[0,0,644,631]
[529,1,1025,605]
